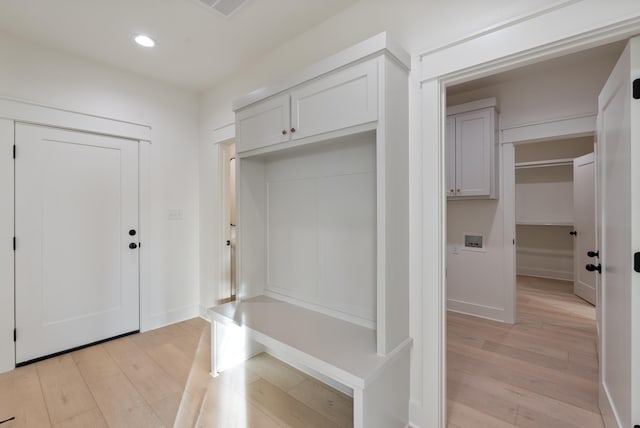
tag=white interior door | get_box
[15,123,139,364]
[573,152,596,305]
[597,37,640,428]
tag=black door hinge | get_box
[12,144,15,159]
[634,79,640,100]
[12,237,15,251]
[13,328,16,342]
[634,252,640,273]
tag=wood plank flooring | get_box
[0,317,353,427]
[0,275,600,427]
[447,275,603,428]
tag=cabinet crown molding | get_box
[232,32,410,112]
[446,97,497,116]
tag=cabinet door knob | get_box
[281,129,288,135]
[456,189,460,193]
[290,127,296,133]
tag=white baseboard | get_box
[199,304,212,320]
[143,303,200,332]
[447,299,505,322]
[599,382,620,428]
[408,399,424,428]
[516,266,573,281]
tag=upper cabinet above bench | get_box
[234,34,408,156]
[236,60,378,154]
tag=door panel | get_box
[573,153,596,305]
[445,117,455,197]
[290,58,378,140]
[15,124,139,363]
[0,119,14,373]
[455,109,492,197]
[597,37,639,428]
[236,94,290,153]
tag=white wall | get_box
[447,50,620,128]
[447,198,507,320]
[0,31,201,344]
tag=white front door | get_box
[573,152,596,305]
[597,37,640,428]
[15,123,139,364]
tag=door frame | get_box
[417,9,640,428]
[0,96,150,373]
[211,123,236,306]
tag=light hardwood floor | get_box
[1,275,599,428]
[447,275,603,428]
[0,317,353,427]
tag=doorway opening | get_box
[444,39,625,426]
[218,141,237,305]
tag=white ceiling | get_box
[0,0,358,91]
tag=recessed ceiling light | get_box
[134,34,155,48]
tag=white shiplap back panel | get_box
[265,133,376,324]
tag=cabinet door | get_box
[290,59,378,140]
[445,117,456,197]
[236,94,290,153]
[455,109,493,197]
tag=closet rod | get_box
[514,157,574,169]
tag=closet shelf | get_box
[515,158,574,169]
[516,221,573,226]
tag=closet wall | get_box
[515,137,594,280]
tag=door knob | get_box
[585,263,601,273]
[129,229,137,236]
[290,127,296,133]
[587,250,599,258]
[226,240,231,246]
[129,243,138,249]
[281,129,288,135]
[569,230,577,236]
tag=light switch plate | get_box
[168,209,184,221]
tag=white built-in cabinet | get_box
[209,33,411,428]
[236,59,378,154]
[446,98,498,199]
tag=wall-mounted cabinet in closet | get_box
[515,137,594,281]
[446,98,499,199]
